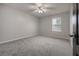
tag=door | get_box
[72,3,79,56]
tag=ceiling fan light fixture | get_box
[32,3,48,13]
[34,6,47,13]
[34,9,47,13]
[34,9,43,13]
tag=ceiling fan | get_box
[29,3,55,13]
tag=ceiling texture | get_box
[2,3,72,18]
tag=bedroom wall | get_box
[39,11,70,40]
[0,5,39,43]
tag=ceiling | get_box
[2,3,72,18]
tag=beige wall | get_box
[0,5,71,43]
[39,11,70,40]
[0,5,39,43]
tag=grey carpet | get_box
[0,36,72,56]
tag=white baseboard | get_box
[0,35,37,45]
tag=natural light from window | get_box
[52,17,62,32]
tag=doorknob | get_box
[69,34,74,37]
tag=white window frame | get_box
[52,17,62,32]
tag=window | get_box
[52,17,62,32]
